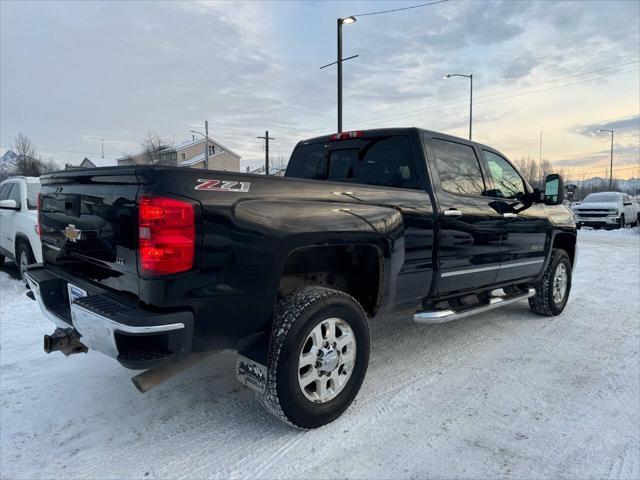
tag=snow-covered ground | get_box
[1,229,639,479]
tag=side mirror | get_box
[544,174,564,205]
[0,199,18,210]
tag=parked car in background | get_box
[0,176,42,284]
[573,191,640,229]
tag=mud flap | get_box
[236,353,268,394]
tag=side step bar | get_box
[414,288,536,324]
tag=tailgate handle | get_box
[443,209,463,218]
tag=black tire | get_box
[529,249,572,316]
[16,241,35,286]
[619,214,625,229]
[258,286,370,429]
[0,254,5,264]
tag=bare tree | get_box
[139,130,172,165]
[13,133,41,176]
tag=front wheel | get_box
[259,287,370,429]
[619,214,625,229]
[529,249,572,316]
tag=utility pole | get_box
[598,129,614,189]
[257,131,275,175]
[204,120,209,170]
[101,139,104,159]
[539,130,543,185]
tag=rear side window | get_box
[26,183,39,210]
[432,139,486,196]
[287,136,418,189]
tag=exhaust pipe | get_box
[44,328,88,356]
[131,352,215,393]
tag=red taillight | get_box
[329,131,363,141]
[35,193,41,237]
[138,196,195,275]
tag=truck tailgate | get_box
[39,167,140,298]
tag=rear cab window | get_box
[286,135,419,189]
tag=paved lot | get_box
[1,228,639,479]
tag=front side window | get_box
[7,183,21,208]
[432,138,486,196]
[287,136,418,189]
[0,183,10,201]
[483,150,525,199]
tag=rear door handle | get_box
[502,212,518,219]
[443,209,463,217]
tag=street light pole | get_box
[321,16,357,134]
[599,129,614,189]
[337,18,343,133]
[444,73,473,140]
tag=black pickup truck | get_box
[27,128,576,428]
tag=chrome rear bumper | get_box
[26,267,192,366]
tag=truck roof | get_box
[299,127,497,152]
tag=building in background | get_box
[72,157,118,168]
[117,137,240,171]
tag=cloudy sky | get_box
[1,0,638,178]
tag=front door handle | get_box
[443,208,463,217]
[502,212,518,219]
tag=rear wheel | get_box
[529,249,572,316]
[259,286,370,429]
[17,242,35,286]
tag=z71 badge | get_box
[195,179,250,192]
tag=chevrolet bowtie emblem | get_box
[64,224,82,243]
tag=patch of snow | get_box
[0,232,638,479]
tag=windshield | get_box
[582,193,621,204]
[26,183,40,210]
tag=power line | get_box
[290,61,639,137]
[353,0,450,17]
[347,66,640,128]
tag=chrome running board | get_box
[413,288,536,324]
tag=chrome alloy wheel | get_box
[297,317,356,403]
[553,263,568,304]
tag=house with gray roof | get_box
[117,137,241,171]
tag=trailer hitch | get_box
[44,328,88,356]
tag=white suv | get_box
[0,177,42,284]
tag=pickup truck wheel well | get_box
[14,234,33,260]
[552,233,576,266]
[279,245,382,317]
